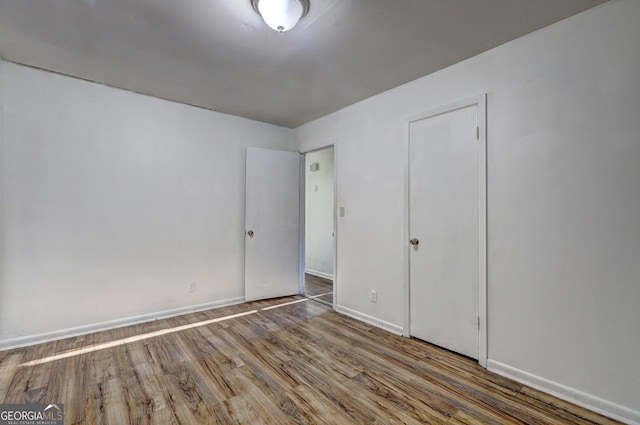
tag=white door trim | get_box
[403,94,487,367]
[298,155,307,295]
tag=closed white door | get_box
[245,148,300,301]
[409,104,479,359]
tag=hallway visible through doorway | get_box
[303,146,335,306]
[304,273,333,305]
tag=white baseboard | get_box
[335,305,403,335]
[0,297,245,351]
[487,360,640,425]
[304,268,334,280]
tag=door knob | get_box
[409,238,419,246]
[247,230,254,238]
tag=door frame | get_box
[402,94,487,367]
[299,143,337,309]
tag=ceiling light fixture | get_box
[251,0,310,33]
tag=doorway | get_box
[303,146,335,305]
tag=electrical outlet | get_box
[370,290,377,303]
[189,282,197,292]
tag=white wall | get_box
[295,1,640,422]
[304,148,334,278]
[0,61,293,347]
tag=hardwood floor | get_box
[304,273,333,304]
[0,296,620,424]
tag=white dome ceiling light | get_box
[251,0,310,33]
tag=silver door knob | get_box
[409,238,419,246]
[247,230,254,238]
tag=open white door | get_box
[245,147,301,301]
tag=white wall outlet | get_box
[189,282,197,292]
[370,290,377,303]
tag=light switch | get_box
[315,184,318,192]
[340,207,345,217]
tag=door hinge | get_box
[476,126,480,140]
[477,316,480,330]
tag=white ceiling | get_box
[0,0,606,128]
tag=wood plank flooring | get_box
[0,296,620,424]
[304,274,333,304]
